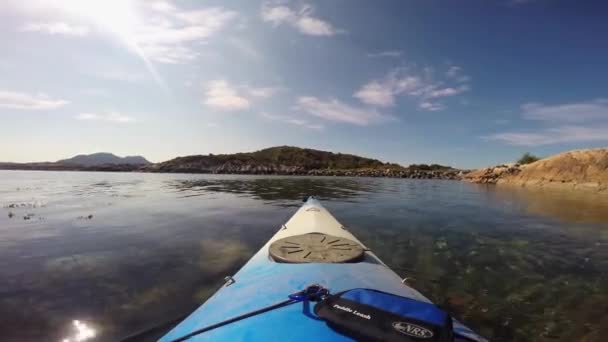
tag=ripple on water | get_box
[0,171,607,341]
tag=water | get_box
[1,171,607,341]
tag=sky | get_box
[1,0,607,168]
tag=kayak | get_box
[159,197,486,341]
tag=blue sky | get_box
[1,0,607,168]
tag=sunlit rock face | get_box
[464,148,608,193]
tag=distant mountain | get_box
[147,146,399,174]
[57,153,151,166]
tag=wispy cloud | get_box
[203,80,250,111]
[367,50,403,58]
[137,6,238,64]
[296,97,390,126]
[261,3,342,36]
[353,66,470,110]
[522,99,608,122]
[484,125,608,146]
[418,101,445,112]
[21,22,89,36]
[11,1,238,64]
[202,80,279,111]
[0,90,69,110]
[75,112,134,123]
[260,112,323,130]
[485,99,608,145]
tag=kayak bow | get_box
[160,197,486,341]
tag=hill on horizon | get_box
[57,153,151,166]
[149,146,403,173]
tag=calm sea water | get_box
[1,171,607,341]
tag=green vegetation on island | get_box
[147,146,459,178]
[517,152,541,165]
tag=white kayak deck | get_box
[159,198,485,342]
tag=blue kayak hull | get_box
[160,199,485,341]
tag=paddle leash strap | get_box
[169,284,330,342]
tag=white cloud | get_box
[203,80,279,111]
[149,1,176,13]
[295,16,336,36]
[353,72,423,107]
[0,90,69,110]
[203,80,250,111]
[10,1,238,64]
[260,5,294,25]
[354,67,470,110]
[418,101,444,112]
[484,99,608,145]
[75,112,133,123]
[426,85,469,99]
[352,81,398,107]
[484,125,608,146]
[21,22,89,36]
[296,96,389,126]
[247,87,280,99]
[522,99,608,123]
[261,3,341,36]
[367,50,403,58]
[260,112,323,130]
[129,6,239,64]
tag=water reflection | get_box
[482,184,608,224]
[168,176,381,205]
[0,172,607,341]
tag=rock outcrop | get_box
[462,163,523,184]
[464,148,608,193]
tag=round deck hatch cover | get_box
[269,233,364,263]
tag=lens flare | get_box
[61,319,96,342]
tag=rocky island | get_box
[144,146,461,179]
[0,147,460,180]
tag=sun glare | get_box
[54,0,139,40]
[50,0,167,89]
[61,320,96,342]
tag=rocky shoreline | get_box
[0,162,462,180]
[146,165,462,180]
[6,147,605,188]
[462,163,523,184]
[463,148,608,194]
